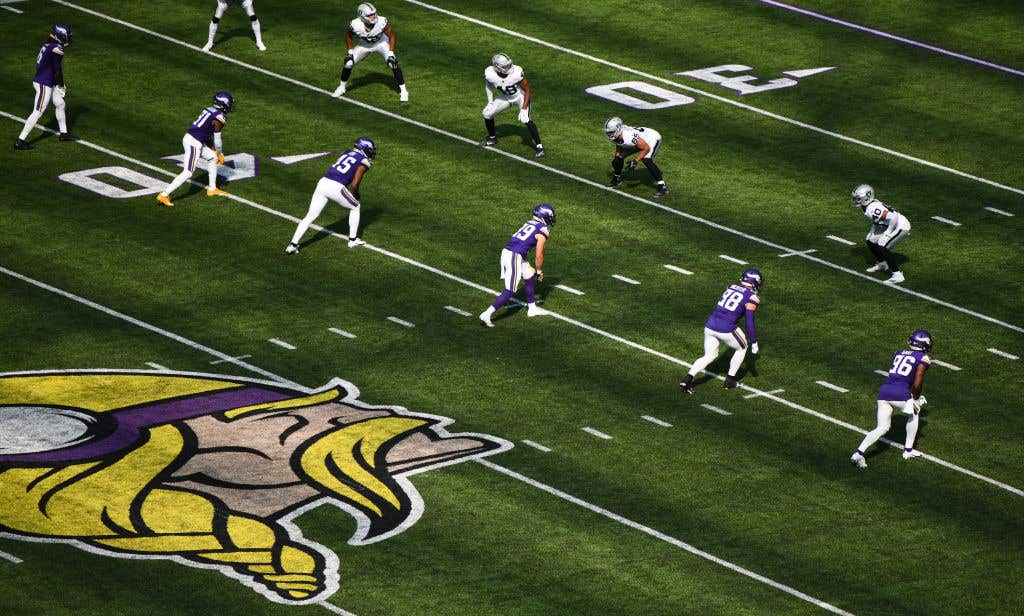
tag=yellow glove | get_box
[216,151,225,165]
[537,270,544,282]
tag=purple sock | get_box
[524,277,536,303]
[491,290,513,309]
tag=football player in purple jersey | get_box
[14,25,74,151]
[479,204,555,327]
[851,184,911,284]
[202,0,266,52]
[680,269,762,392]
[851,330,933,468]
[285,137,376,253]
[332,3,409,102]
[156,92,233,207]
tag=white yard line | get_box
[873,370,890,377]
[611,274,641,285]
[700,404,732,416]
[0,550,24,564]
[328,327,357,339]
[386,316,416,328]
[719,255,749,265]
[209,354,252,364]
[554,284,586,295]
[521,440,552,453]
[930,359,961,371]
[931,216,962,227]
[663,264,694,275]
[44,2,1024,336]
[778,249,817,258]
[268,338,296,350]
[815,381,849,394]
[744,388,785,400]
[987,348,1019,360]
[400,0,1024,199]
[826,235,856,246]
[582,427,613,440]
[984,207,1014,217]
[443,305,472,317]
[144,362,170,371]
[641,415,674,428]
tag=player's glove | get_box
[627,159,638,171]
[216,151,225,165]
[913,395,927,413]
[517,108,530,123]
[537,269,544,282]
[344,53,355,68]
[386,53,398,69]
[751,341,759,355]
[56,85,67,98]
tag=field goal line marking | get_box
[48,0,1024,336]
[401,0,1024,199]
[0,269,852,616]
[3,112,1019,499]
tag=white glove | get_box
[751,341,760,354]
[56,85,67,97]
[517,107,530,123]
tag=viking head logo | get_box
[0,371,510,603]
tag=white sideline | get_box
[44,1,1024,336]
[401,0,1024,199]
[3,113,1020,498]
[477,460,854,615]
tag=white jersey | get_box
[615,126,661,150]
[485,65,526,100]
[862,199,900,231]
[349,16,389,44]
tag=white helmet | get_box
[851,184,874,208]
[357,3,378,26]
[604,116,623,141]
[491,53,513,76]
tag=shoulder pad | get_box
[920,354,931,364]
[749,293,761,304]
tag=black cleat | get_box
[606,175,622,188]
[14,139,32,150]
[679,375,694,394]
[654,185,669,198]
[535,146,546,158]
[480,136,498,147]
[59,132,76,142]
[723,376,739,389]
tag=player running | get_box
[604,117,668,198]
[332,3,409,102]
[479,204,555,327]
[479,53,545,158]
[285,137,376,253]
[201,0,267,52]
[680,269,762,392]
[14,25,74,150]
[851,184,911,284]
[156,92,234,207]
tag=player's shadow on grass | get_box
[301,209,381,249]
[214,27,264,48]
[27,106,90,145]
[859,250,909,269]
[864,412,929,461]
[347,72,402,96]
[493,124,538,149]
[691,353,759,388]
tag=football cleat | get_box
[902,449,923,460]
[740,268,763,292]
[13,139,32,151]
[58,132,76,142]
[206,188,229,197]
[399,90,409,102]
[479,311,494,328]
[357,3,378,26]
[908,329,932,352]
[526,304,548,317]
[491,53,513,77]
[535,145,546,158]
[850,452,867,468]
[723,376,739,389]
[866,262,889,273]
[604,116,623,141]
[606,175,622,188]
[156,194,174,207]
[480,136,498,147]
[353,137,376,159]
[257,41,267,51]
[332,83,347,98]
[348,238,366,248]
[284,242,299,255]
[885,271,905,284]
[532,203,556,226]
[212,91,234,113]
[201,42,213,52]
[851,184,874,208]
[679,375,694,394]
[654,185,669,198]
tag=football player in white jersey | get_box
[201,0,266,52]
[332,3,409,102]
[480,53,545,158]
[851,184,911,284]
[604,117,668,197]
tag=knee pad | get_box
[211,16,221,24]
[250,15,259,22]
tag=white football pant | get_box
[856,399,919,453]
[498,248,535,293]
[483,94,529,122]
[207,0,263,48]
[290,177,361,245]
[349,37,392,66]
[160,134,219,196]
[687,327,748,378]
[866,215,911,248]
[18,83,67,140]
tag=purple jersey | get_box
[504,217,550,255]
[323,149,371,185]
[878,349,930,401]
[33,43,65,87]
[186,106,227,143]
[705,284,760,333]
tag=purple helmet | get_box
[740,268,762,291]
[533,203,555,226]
[213,91,234,113]
[353,136,376,159]
[50,24,72,46]
[908,329,932,352]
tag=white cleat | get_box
[885,271,905,284]
[479,311,494,328]
[284,242,299,255]
[332,84,347,98]
[201,42,213,52]
[902,449,923,460]
[347,238,366,248]
[866,262,889,273]
[257,42,267,51]
[399,90,409,102]
[526,304,548,317]
[850,452,867,469]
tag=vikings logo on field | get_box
[0,371,510,603]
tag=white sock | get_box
[348,207,361,239]
[207,161,219,189]
[18,110,44,140]
[207,21,218,46]
[482,306,495,317]
[55,106,67,133]
[728,348,747,376]
[162,169,193,196]
[252,20,263,45]
[904,414,919,450]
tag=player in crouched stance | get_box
[332,3,409,102]
[202,0,266,52]
[851,184,911,284]
[479,53,545,158]
[285,137,376,254]
[479,204,555,327]
[604,117,668,198]
[680,269,762,393]
[14,25,75,150]
[156,92,234,207]
[851,330,932,468]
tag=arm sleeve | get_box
[744,309,757,343]
[485,78,493,103]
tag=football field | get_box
[1,1,1022,615]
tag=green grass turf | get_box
[1,1,1022,615]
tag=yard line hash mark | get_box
[984,207,1014,217]
[144,362,170,371]
[0,550,24,564]
[874,370,890,377]
[931,359,961,371]
[268,338,296,350]
[664,264,694,275]
[744,388,784,400]
[444,305,472,316]
[210,354,252,364]
[701,404,732,416]
[641,415,674,428]
[521,440,552,453]
[612,274,641,285]
[815,381,849,393]
[931,216,962,227]
[987,348,1019,360]
[49,0,1024,336]
[826,235,856,246]
[554,284,585,295]
[328,327,357,339]
[2,6,23,14]
[386,316,416,328]
[582,427,613,440]
[778,249,817,258]
[719,255,748,265]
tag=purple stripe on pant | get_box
[732,329,747,349]
[35,86,47,112]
